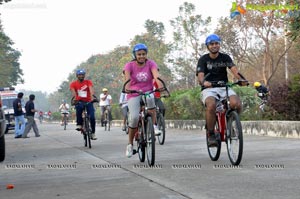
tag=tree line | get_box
[1,1,299,120]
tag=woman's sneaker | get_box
[126,144,133,158]
[153,125,161,136]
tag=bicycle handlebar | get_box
[203,72,249,88]
[210,79,249,88]
[71,95,99,106]
[122,77,170,96]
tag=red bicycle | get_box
[206,79,248,165]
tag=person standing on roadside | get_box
[13,92,26,138]
[22,94,40,138]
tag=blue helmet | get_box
[76,69,86,75]
[132,43,148,55]
[205,34,221,45]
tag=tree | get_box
[0,18,23,87]
[216,0,295,85]
[169,2,211,89]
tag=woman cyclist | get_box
[123,43,163,158]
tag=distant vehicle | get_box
[0,87,19,134]
[0,93,6,162]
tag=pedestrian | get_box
[22,94,40,138]
[13,92,26,138]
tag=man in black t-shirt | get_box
[13,92,26,138]
[196,34,247,146]
[22,94,40,138]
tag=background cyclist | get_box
[119,90,128,131]
[99,88,112,127]
[196,34,247,146]
[253,82,269,100]
[59,99,70,126]
[153,79,166,117]
[70,69,97,140]
[123,43,163,158]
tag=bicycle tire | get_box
[125,115,129,134]
[226,111,243,165]
[86,117,92,148]
[83,130,87,147]
[104,111,108,131]
[157,112,165,145]
[146,116,155,166]
[207,119,221,161]
[64,116,67,130]
[137,122,145,162]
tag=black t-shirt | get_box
[25,100,35,117]
[13,98,24,116]
[196,52,235,82]
[256,86,269,99]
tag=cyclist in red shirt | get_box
[70,69,97,140]
[153,80,166,117]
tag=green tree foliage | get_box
[286,0,300,40]
[163,87,203,120]
[0,18,23,87]
[169,2,211,89]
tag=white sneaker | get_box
[154,125,161,136]
[91,133,97,140]
[126,144,133,158]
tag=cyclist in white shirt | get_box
[99,88,112,126]
[59,100,70,125]
[119,91,128,131]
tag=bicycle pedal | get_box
[133,149,137,155]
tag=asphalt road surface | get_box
[1,123,299,199]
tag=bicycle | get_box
[124,109,129,134]
[62,112,68,130]
[155,93,170,145]
[39,115,43,124]
[71,96,99,149]
[103,105,111,131]
[122,77,167,166]
[205,79,248,166]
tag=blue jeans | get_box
[75,102,95,133]
[14,115,26,136]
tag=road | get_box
[1,123,299,199]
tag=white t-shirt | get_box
[59,103,70,113]
[99,93,112,106]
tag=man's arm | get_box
[230,66,243,80]
[197,72,212,88]
[70,88,77,99]
[89,84,95,100]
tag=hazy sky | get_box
[0,0,231,93]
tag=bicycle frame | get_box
[122,77,168,166]
[71,96,99,149]
[205,78,248,165]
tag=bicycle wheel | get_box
[226,111,243,165]
[145,116,155,166]
[83,130,87,147]
[157,112,165,145]
[137,122,145,162]
[85,117,92,148]
[207,118,221,161]
[104,112,108,131]
[108,118,111,131]
[125,115,129,135]
[64,116,67,130]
